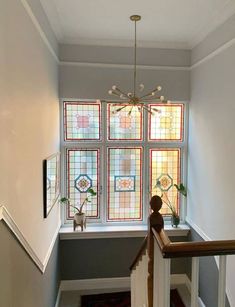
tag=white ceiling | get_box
[40,0,235,49]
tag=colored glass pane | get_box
[149,104,183,141]
[67,149,99,218]
[150,149,180,215]
[108,104,142,140]
[64,102,100,140]
[108,148,142,221]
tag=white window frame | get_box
[60,99,188,226]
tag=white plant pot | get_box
[73,212,86,231]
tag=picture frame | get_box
[43,152,60,218]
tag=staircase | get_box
[130,205,235,306]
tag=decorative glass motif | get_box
[149,104,183,141]
[64,102,101,140]
[115,176,136,192]
[150,149,180,215]
[108,148,142,221]
[75,174,92,193]
[156,174,173,191]
[108,104,142,140]
[67,149,99,218]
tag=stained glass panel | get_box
[149,104,183,141]
[67,149,99,218]
[108,104,142,140]
[108,148,142,221]
[150,149,180,215]
[64,102,101,140]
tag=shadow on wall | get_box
[188,227,230,307]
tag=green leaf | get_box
[174,183,187,197]
[60,197,69,204]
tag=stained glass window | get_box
[64,102,101,140]
[67,149,99,218]
[150,149,181,215]
[108,104,143,140]
[108,148,142,221]
[149,104,183,141]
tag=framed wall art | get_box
[43,152,60,218]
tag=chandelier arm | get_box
[112,105,128,113]
[114,87,131,99]
[139,86,162,100]
[142,105,154,114]
[110,91,122,97]
[139,91,156,100]
[141,96,162,101]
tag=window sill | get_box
[59,224,190,240]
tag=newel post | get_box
[147,196,164,307]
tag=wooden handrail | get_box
[130,236,148,271]
[153,228,235,258]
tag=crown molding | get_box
[190,0,235,49]
[60,61,190,71]
[0,205,61,273]
[20,0,59,63]
[191,36,235,70]
[61,37,191,50]
[39,0,64,42]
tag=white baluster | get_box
[191,257,199,307]
[153,239,171,307]
[218,255,227,307]
[131,269,136,307]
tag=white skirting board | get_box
[60,276,131,292]
[55,274,206,307]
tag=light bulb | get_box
[120,94,125,99]
[108,90,113,95]
[160,96,165,101]
[139,84,144,91]
[157,86,162,91]
[127,92,132,97]
[112,85,117,90]
[151,92,155,96]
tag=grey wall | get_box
[60,236,189,280]
[188,12,235,306]
[60,44,191,66]
[189,227,230,307]
[0,221,60,307]
[59,44,190,100]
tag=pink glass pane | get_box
[64,102,101,140]
[67,149,99,218]
[150,149,181,215]
[108,147,142,221]
[108,104,143,140]
[149,104,184,141]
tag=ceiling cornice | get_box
[189,0,235,49]
[40,0,235,51]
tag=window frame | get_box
[60,99,188,226]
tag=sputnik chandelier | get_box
[108,15,169,115]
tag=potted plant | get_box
[155,181,187,228]
[60,187,97,231]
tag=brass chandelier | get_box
[108,15,169,115]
